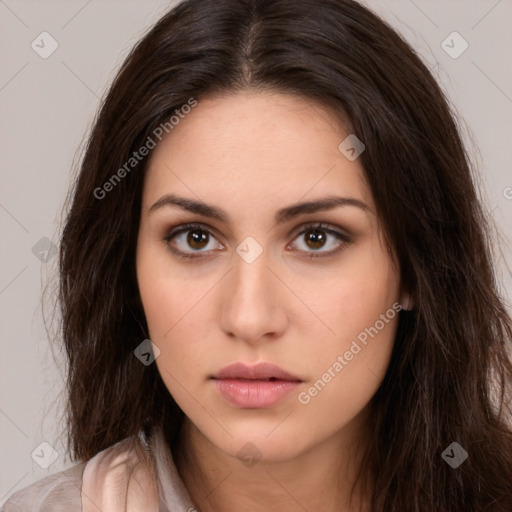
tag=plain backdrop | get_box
[1,0,511,504]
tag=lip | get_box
[211,362,302,408]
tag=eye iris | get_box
[305,229,326,250]
[187,229,208,249]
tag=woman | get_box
[3,0,512,510]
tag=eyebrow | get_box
[148,193,370,224]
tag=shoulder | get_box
[81,433,159,511]
[1,460,86,512]
[2,434,158,512]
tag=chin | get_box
[209,424,310,465]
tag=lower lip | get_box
[212,378,300,408]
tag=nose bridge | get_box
[220,245,286,344]
[231,247,270,301]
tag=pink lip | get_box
[211,362,302,408]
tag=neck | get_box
[174,412,372,512]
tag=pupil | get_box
[307,229,325,250]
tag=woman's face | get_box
[136,90,407,463]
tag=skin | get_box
[136,90,410,511]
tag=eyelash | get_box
[162,222,351,261]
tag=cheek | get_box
[136,245,214,389]
[136,239,212,338]
[293,241,400,345]
[293,245,399,414]
[296,305,399,437]
[137,272,209,380]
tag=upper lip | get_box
[211,362,302,381]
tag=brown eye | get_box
[290,223,351,259]
[187,229,209,250]
[163,223,224,259]
[304,229,327,250]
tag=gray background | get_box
[1,0,511,503]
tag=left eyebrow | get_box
[148,193,370,225]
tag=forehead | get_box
[143,91,372,213]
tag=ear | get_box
[398,289,413,311]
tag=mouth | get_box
[210,362,302,408]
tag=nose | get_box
[219,248,288,346]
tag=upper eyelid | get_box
[164,221,349,247]
[165,222,223,242]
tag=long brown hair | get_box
[56,0,512,509]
